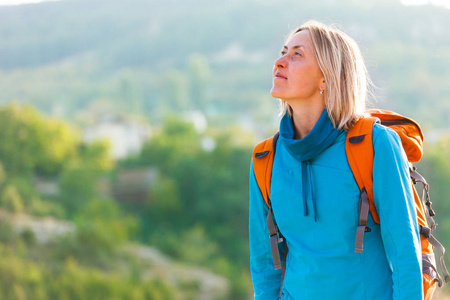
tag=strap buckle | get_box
[269,231,284,243]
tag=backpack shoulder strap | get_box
[252,132,280,208]
[252,132,284,271]
[346,117,381,253]
[345,116,380,224]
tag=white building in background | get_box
[83,114,152,159]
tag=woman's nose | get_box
[275,56,286,68]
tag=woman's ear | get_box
[319,80,326,92]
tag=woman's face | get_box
[270,30,324,102]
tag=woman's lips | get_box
[274,72,287,79]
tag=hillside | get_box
[0,0,449,131]
[0,209,228,299]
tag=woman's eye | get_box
[295,52,302,56]
[280,51,286,56]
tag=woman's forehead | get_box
[284,30,312,50]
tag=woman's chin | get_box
[270,88,283,99]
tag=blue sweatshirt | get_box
[249,110,422,300]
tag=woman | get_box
[249,21,422,299]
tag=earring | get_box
[320,90,324,94]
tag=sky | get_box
[0,0,59,5]
[399,0,450,8]
[0,0,449,7]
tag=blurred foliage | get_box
[0,104,249,299]
[0,105,78,176]
[0,244,177,300]
[58,166,98,218]
[73,199,138,261]
[124,116,254,298]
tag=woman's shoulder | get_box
[372,122,403,152]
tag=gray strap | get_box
[267,211,282,270]
[422,258,443,287]
[412,168,450,284]
[427,233,450,284]
[355,189,370,253]
[410,168,436,228]
[423,184,436,230]
[410,167,427,185]
[278,243,289,300]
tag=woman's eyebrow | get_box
[282,45,307,51]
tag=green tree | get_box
[0,251,47,300]
[0,104,78,176]
[79,139,114,172]
[77,199,138,249]
[58,165,98,217]
[0,184,24,213]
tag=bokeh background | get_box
[0,0,449,299]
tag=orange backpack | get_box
[252,109,449,300]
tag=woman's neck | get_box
[290,101,326,139]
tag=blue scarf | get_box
[279,109,341,162]
[279,109,342,221]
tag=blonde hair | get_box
[280,20,372,130]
